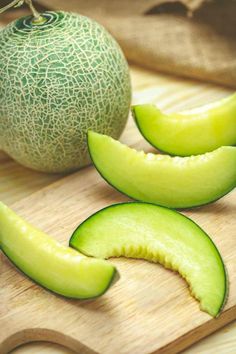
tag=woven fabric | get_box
[36,0,206,14]
[36,0,236,88]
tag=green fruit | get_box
[87,131,236,209]
[0,11,131,173]
[70,202,227,317]
[132,93,236,156]
[0,202,118,298]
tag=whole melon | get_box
[0,11,131,173]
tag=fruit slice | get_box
[0,202,117,299]
[87,131,236,209]
[70,202,228,317]
[132,93,236,156]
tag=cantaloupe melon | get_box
[0,10,131,173]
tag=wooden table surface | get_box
[0,12,235,353]
[0,65,234,353]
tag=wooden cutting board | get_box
[1,73,236,354]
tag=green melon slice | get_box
[87,131,236,209]
[70,202,228,317]
[0,202,117,299]
[132,93,236,156]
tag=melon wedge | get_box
[0,202,118,299]
[132,93,236,156]
[87,131,236,209]
[70,202,228,317]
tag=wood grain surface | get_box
[9,319,236,354]
[0,65,235,354]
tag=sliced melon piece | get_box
[0,202,117,299]
[88,131,236,209]
[132,93,236,156]
[70,202,228,317]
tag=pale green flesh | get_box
[70,203,227,317]
[133,93,236,156]
[88,131,236,209]
[0,202,117,299]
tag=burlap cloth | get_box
[35,0,236,88]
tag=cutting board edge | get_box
[1,302,235,354]
[155,305,236,354]
[0,327,97,354]
[1,175,236,354]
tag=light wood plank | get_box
[0,151,62,205]
[1,67,235,354]
[1,11,235,354]
[9,320,236,354]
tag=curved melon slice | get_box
[70,202,228,317]
[132,93,236,156]
[0,202,117,299]
[87,131,236,209]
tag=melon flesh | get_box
[0,202,117,299]
[88,131,236,209]
[70,202,227,317]
[132,93,236,156]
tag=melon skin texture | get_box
[0,11,131,173]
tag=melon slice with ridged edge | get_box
[87,131,236,209]
[70,202,228,317]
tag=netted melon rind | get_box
[0,12,131,173]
